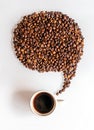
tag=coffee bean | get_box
[13,11,84,95]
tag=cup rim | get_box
[30,90,56,116]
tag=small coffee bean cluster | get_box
[13,11,84,95]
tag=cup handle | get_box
[57,99,64,102]
[55,96,64,102]
[54,94,64,102]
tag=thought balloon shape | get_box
[13,11,84,95]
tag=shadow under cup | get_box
[30,91,56,116]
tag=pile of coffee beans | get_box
[13,11,84,95]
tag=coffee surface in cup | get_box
[33,92,54,114]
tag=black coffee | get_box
[33,92,54,114]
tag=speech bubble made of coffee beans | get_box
[13,11,84,95]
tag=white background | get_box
[0,0,94,130]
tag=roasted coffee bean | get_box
[13,11,84,95]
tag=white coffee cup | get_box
[30,90,58,116]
